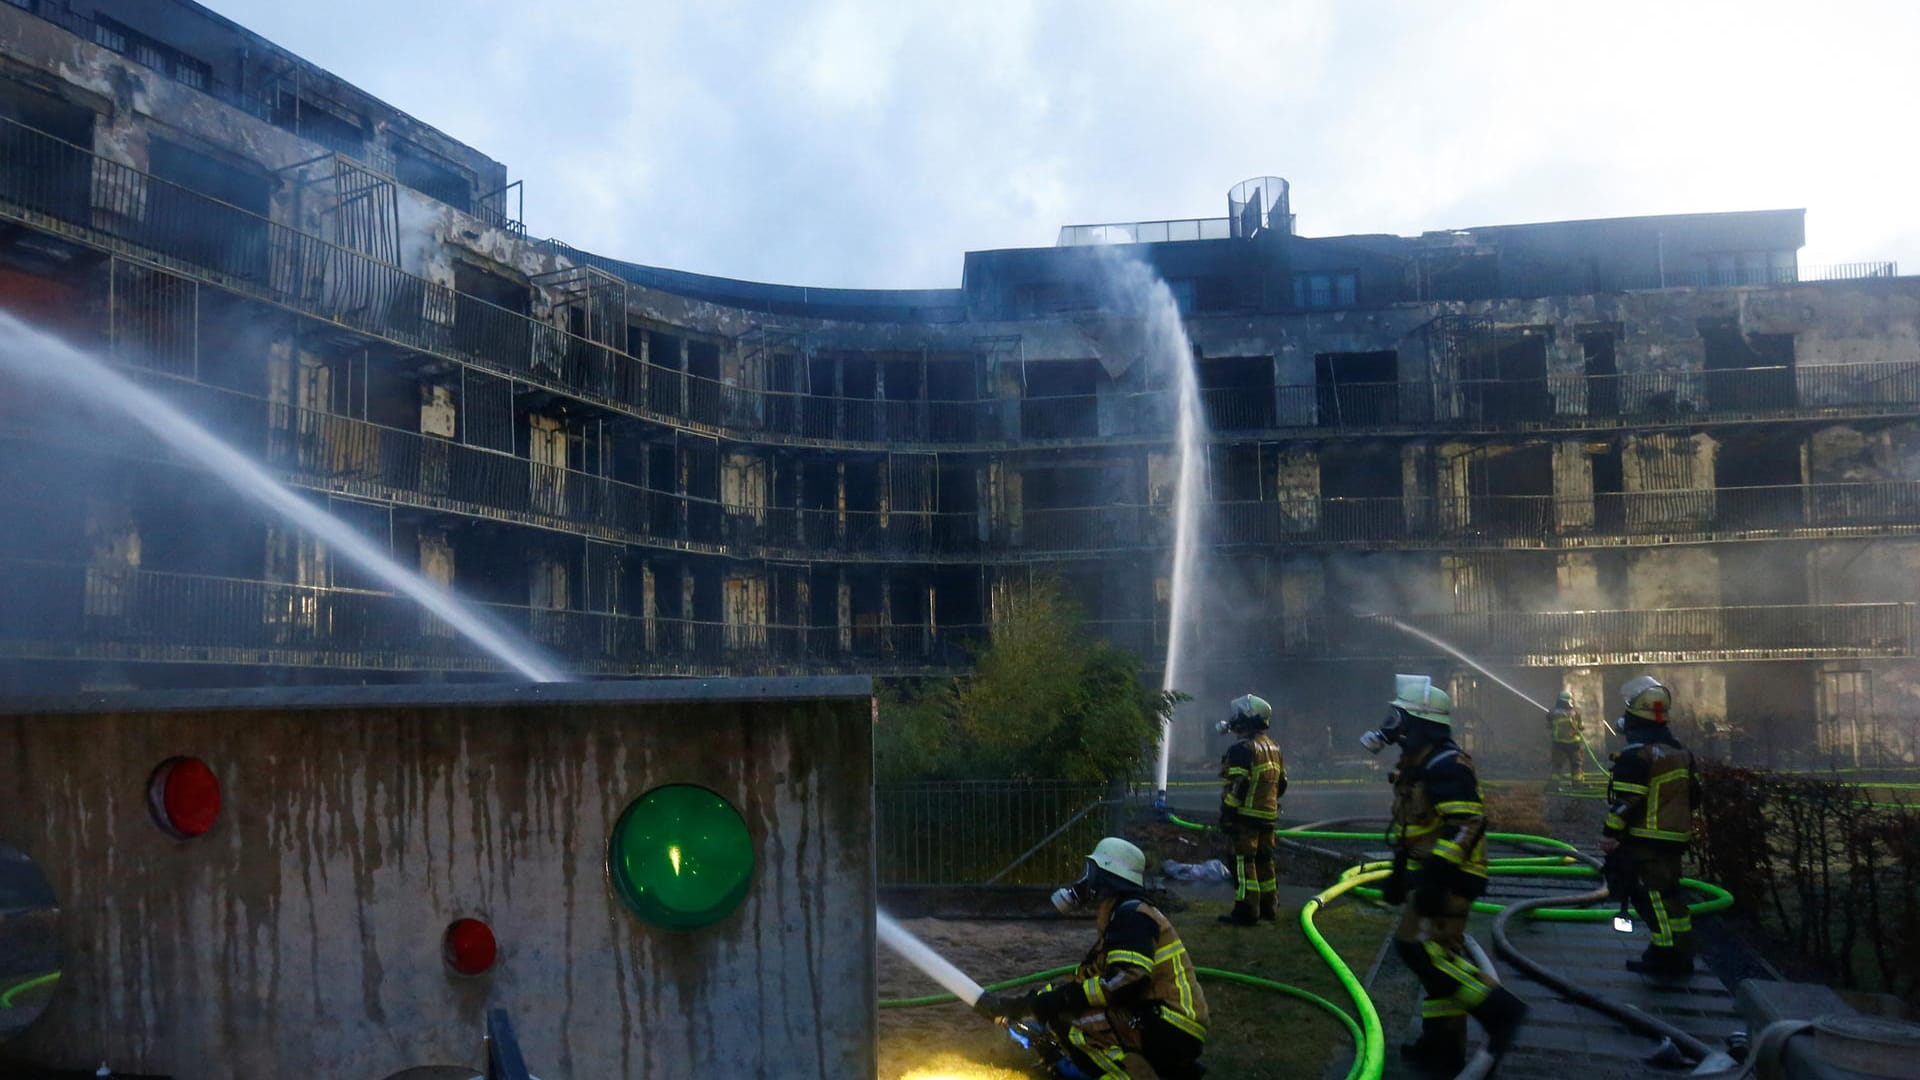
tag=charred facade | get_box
[0,1,1915,771]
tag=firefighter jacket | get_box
[1220,732,1287,822]
[1605,722,1701,851]
[1049,895,1210,1043]
[1389,741,1489,888]
[1548,705,1584,744]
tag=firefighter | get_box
[1546,689,1587,782]
[1217,692,1286,926]
[1604,675,1704,976]
[976,837,1208,1079]
[1361,675,1529,1073]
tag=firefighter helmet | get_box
[1390,674,1452,725]
[1621,675,1671,721]
[1227,693,1273,732]
[1087,837,1146,887]
[1557,690,1574,705]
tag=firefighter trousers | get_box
[1392,895,1507,1050]
[1549,741,1585,779]
[1225,822,1278,916]
[1050,1007,1205,1080]
[1626,846,1693,966]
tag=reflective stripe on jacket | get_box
[1220,733,1287,820]
[1606,737,1698,845]
[1080,896,1210,1042]
[1390,744,1489,880]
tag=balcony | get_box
[0,559,977,676]
[15,372,1920,564]
[1090,604,1914,668]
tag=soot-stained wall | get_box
[0,678,876,1079]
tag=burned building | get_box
[0,1,1914,771]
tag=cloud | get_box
[205,0,1919,288]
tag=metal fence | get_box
[874,780,1119,886]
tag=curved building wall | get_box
[0,0,1918,772]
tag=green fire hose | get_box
[879,817,1733,1080]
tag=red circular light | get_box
[147,757,221,838]
[443,917,497,976]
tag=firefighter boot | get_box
[1217,900,1258,927]
[1472,985,1530,1055]
[1258,894,1279,921]
[1400,1017,1467,1075]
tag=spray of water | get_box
[1381,615,1619,741]
[877,910,984,1006]
[1381,616,1547,712]
[1144,279,1210,799]
[1079,254,1213,798]
[0,312,564,683]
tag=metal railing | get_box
[0,558,983,673]
[875,780,1116,885]
[1056,218,1233,246]
[1,116,1916,457]
[1086,604,1914,665]
[0,556,1904,672]
[16,374,1920,562]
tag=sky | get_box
[205,0,1920,291]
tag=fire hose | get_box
[879,817,1736,1080]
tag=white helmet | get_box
[1087,836,1146,887]
[1223,693,1273,733]
[1621,675,1671,721]
[1390,674,1453,726]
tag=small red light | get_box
[147,757,220,838]
[443,917,497,976]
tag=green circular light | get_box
[608,784,754,930]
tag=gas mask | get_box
[1214,717,1237,736]
[1050,862,1100,914]
[1358,709,1409,755]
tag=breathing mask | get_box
[1359,708,1409,755]
[1050,861,1100,914]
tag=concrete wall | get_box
[0,679,876,1079]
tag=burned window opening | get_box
[1314,351,1397,426]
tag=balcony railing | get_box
[1089,604,1914,666]
[0,559,979,674]
[0,557,1903,674]
[15,373,1920,563]
[6,118,1914,456]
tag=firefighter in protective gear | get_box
[1217,693,1286,926]
[1546,689,1587,782]
[1603,675,1704,976]
[1367,675,1529,1073]
[976,837,1208,1079]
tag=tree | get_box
[874,581,1179,783]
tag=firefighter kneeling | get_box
[1603,675,1704,977]
[1217,693,1285,926]
[1363,675,1529,1073]
[976,837,1208,1080]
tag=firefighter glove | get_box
[1382,851,1411,906]
[1218,806,1239,831]
[1031,985,1071,1024]
[973,987,1034,1021]
[1413,867,1452,916]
